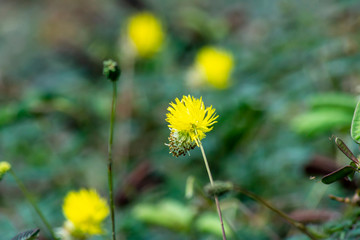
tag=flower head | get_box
[0,161,11,180]
[103,59,121,82]
[127,12,164,58]
[189,46,234,89]
[166,95,218,156]
[62,189,109,237]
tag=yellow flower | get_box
[62,189,109,237]
[127,12,164,58]
[166,95,218,156]
[0,161,11,173]
[0,161,11,180]
[193,46,234,89]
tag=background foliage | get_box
[1,0,360,239]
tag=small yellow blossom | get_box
[192,46,234,89]
[127,12,164,58]
[0,161,11,180]
[166,95,218,156]
[0,161,11,173]
[62,189,109,237]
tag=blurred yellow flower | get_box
[127,12,164,58]
[166,95,218,155]
[62,189,109,237]
[0,161,11,173]
[0,161,11,180]
[192,46,234,89]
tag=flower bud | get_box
[204,181,233,197]
[103,60,121,82]
[0,161,11,181]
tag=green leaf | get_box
[292,109,352,136]
[132,199,194,231]
[322,166,355,184]
[351,101,360,144]
[309,93,356,111]
[195,212,233,237]
[11,228,40,240]
[335,137,359,165]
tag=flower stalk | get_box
[233,185,320,240]
[9,169,58,239]
[165,95,224,238]
[199,141,227,240]
[108,80,117,240]
[103,59,121,240]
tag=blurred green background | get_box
[1,0,360,239]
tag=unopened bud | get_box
[0,161,11,181]
[204,181,233,197]
[103,59,121,81]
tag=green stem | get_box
[108,81,118,240]
[233,185,319,240]
[198,142,227,240]
[9,170,58,239]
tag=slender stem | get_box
[234,185,319,240]
[198,142,227,240]
[108,81,118,240]
[9,170,58,239]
